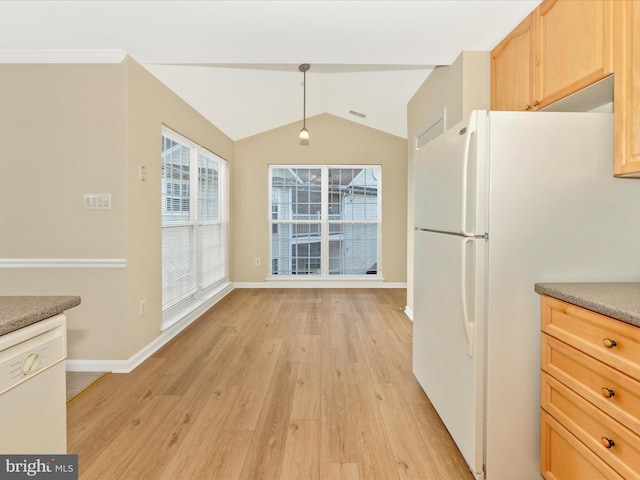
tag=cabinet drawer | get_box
[542,372,640,478]
[542,333,640,435]
[541,295,640,379]
[541,409,623,480]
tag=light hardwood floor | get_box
[67,288,473,479]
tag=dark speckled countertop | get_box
[534,283,640,328]
[0,296,81,336]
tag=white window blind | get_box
[161,128,227,320]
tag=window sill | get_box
[256,276,395,289]
[266,275,383,281]
[162,281,233,331]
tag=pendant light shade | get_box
[298,63,310,141]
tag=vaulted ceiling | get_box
[0,1,540,140]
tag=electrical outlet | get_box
[255,257,261,266]
[139,164,147,182]
[139,299,146,316]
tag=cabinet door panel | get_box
[535,0,613,108]
[490,13,534,111]
[542,333,640,435]
[542,373,640,479]
[614,0,640,176]
[541,410,623,480]
[541,296,640,380]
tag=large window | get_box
[161,127,227,326]
[270,166,380,277]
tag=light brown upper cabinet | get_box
[490,13,534,111]
[492,0,614,112]
[536,0,614,108]
[614,0,640,176]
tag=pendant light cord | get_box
[298,64,310,140]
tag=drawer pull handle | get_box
[603,338,617,348]
[601,387,615,398]
[601,437,615,449]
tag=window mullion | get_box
[320,166,329,278]
[268,164,379,278]
[376,165,382,277]
[191,147,200,291]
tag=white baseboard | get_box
[235,281,407,289]
[66,280,407,373]
[66,359,128,373]
[66,282,234,373]
[404,306,414,321]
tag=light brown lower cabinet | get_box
[540,295,640,479]
[541,410,624,480]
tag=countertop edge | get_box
[0,296,81,336]
[535,282,640,328]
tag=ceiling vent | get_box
[349,110,366,119]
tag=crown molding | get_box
[0,49,127,64]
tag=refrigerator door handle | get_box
[460,111,478,237]
[460,237,474,357]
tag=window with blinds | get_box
[269,165,380,277]
[161,128,227,324]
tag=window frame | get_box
[161,126,228,327]
[268,165,382,279]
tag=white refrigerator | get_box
[412,110,640,480]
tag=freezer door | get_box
[413,111,484,236]
[413,230,485,477]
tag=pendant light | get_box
[298,63,310,140]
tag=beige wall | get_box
[0,62,130,359]
[233,113,407,283]
[406,51,490,312]
[0,59,405,362]
[0,57,234,360]
[125,57,234,358]
[0,63,129,258]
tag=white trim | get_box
[0,258,127,268]
[0,49,126,64]
[266,275,384,281]
[236,281,407,289]
[269,165,381,278]
[404,306,414,321]
[161,281,231,331]
[161,126,229,318]
[415,108,447,150]
[67,282,234,373]
[66,359,123,373]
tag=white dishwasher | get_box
[0,314,67,454]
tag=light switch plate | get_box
[84,193,112,210]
